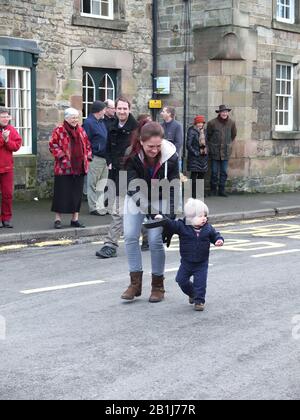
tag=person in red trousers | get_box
[0,108,22,228]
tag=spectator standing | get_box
[187,115,208,199]
[96,97,138,259]
[49,108,92,229]
[104,99,116,132]
[207,105,237,197]
[0,108,22,228]
[83,101,109,216]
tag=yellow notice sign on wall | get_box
[149,99,162,109]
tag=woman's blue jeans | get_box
[123,197,166,276]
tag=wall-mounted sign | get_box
[156,77,171,95]
[149,99,162,109]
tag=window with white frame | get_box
[83,69,116,119]
[82,72,96,120]
[276,0,295,23]
[275,63,294,131]
[99,73,115,102]
[0,66,32,154]
[81,0,114,20]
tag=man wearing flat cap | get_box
[207,105,237,197]
[83,101,108,215]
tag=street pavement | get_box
[0,215,300,400]
[0,191,300,238]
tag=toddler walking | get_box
[156,199,224,311]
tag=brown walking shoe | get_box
[149,274,165,303]
[121,272,143,301]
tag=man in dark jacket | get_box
[0,108,22,228]
[83,101,108,216]
[207,105,237,197]
[161,106,183,159]
[96,97,138,259]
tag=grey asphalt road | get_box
[0,216,300,400]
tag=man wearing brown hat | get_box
[207,105,237,197]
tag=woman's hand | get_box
[155,215,164,220]
[215,240,224,247]
[2,130,10,142]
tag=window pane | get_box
[284,97,289,110]
[0,89,5,106]
[92,0,100,15]
[284,113,289,125]
[279,112,284,125]
[279,96,284,110]
[287,66,291,80]
[276,80,281,94]
[88,87,94,102]
[107,89,114,100]
[276,65,281,79]
[282,66,287,79]
[99,90,106,101]
[82,0,91,13]
[7,70,16,89]
[0,69,6,88]
[102,1,109,16]
[287,81,291,95]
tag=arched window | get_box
[82,72,95,119]
[82,68,117,118]
[99,73,115,102]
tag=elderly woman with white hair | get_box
[49,108,92,229]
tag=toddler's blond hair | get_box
[184,198,209,224]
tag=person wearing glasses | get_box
[49,108,92,229]
[0,108,22,228]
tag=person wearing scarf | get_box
[49,108,92,229]
[187,115,209,199]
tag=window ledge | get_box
[72,15,129,32]
[272,20,300,34]
[272,130,300,140]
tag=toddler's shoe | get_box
[194,303,205,312]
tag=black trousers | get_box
[190,172,205,199]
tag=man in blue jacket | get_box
[83,101,108,216]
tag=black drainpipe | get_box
[152,0,158,121]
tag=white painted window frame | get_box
[81,0,114,20]
[99,73,116,102]
[276,0,295,24]
[0,65,32,155]
[275,63,294,132]
[82,72,96,120]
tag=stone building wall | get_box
[0,0,153,198]
[157,0,300,193]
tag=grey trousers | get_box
[87,156,108,213]
[104,203,148,250]
[104,212,124,249]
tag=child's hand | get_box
[215,240,224,247]
[155,215,163,220]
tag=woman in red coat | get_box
[0,108,22,228]
[49,108,92,229]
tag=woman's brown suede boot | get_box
[149,274,165,303]
[121,272,143,300]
